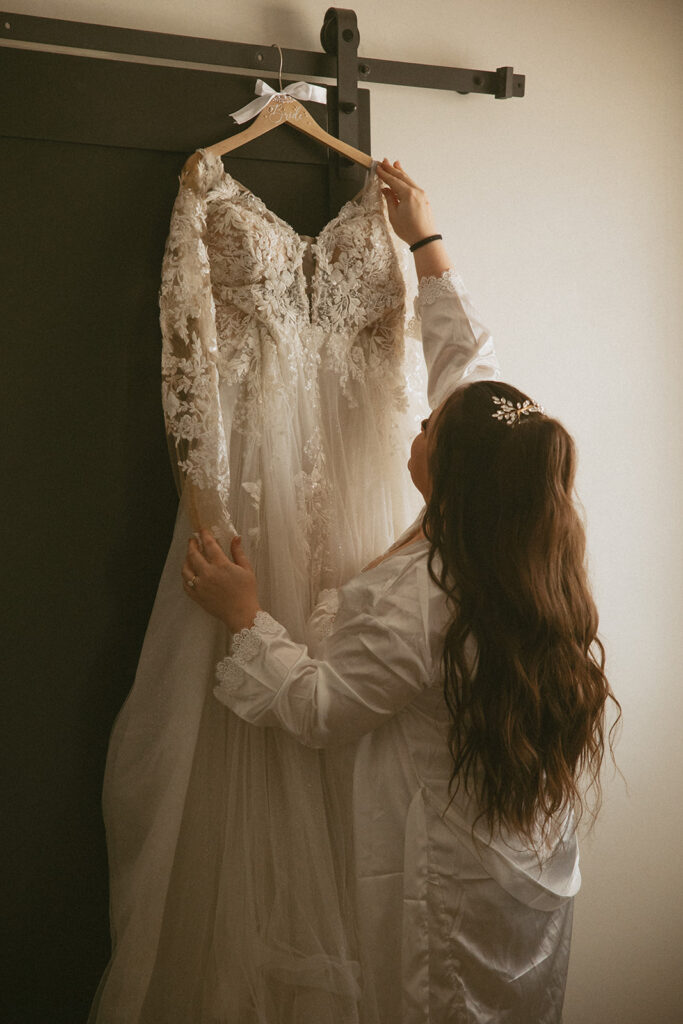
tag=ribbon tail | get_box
[230,95,272,125]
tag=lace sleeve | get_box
[159,155,236,547]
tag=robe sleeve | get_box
[412,269,501,409]
[213,597,433,749]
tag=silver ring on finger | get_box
[185,574,200,589]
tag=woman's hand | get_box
[182,529,261,634]
[375,158,437,245]
[376,159,452,279]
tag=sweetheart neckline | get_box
[196,148,383,248]
[195,148,396,327]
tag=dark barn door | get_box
[0,44,370,1024]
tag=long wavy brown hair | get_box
[423,380,620,848]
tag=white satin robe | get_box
[213,270,580,1024]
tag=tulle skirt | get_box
[88,496,366,1023]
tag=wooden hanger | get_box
[182,44,374,182]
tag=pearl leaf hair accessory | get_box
[491,395,545,426]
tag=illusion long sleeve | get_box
[159,158,236,547]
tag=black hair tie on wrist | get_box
[409,234,443,253]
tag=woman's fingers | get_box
[388,159,420,188]
[198,528,226,564]
[182,573,199,594]
[187,534,219,573]
[180,555,201,596]
[376,157,436,246]
[377,158,420,192]
[380,187,400,208]
[185,544,204,575]
[230,535,253,571]
[376,163,414,200]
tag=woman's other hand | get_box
[182,529,261,634]
[375,159,437,245]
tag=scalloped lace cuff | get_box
[416,268,461,306]
[215,611,282,693]
[230,610,281,663]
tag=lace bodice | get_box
[202,158,403,333]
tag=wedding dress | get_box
[89,150,426,1024]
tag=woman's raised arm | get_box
[377,159,500,408]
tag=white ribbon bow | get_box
[230,78,328,125]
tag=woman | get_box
[182,159,619,1023]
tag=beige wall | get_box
[9,1,682,1020]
